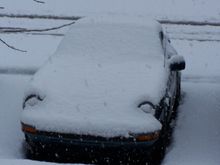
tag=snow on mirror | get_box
[169,55,185,71]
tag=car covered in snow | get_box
[21,16,185,162]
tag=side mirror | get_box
[169,55,185,71]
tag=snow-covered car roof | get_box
[21,16,168,137]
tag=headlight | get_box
[23,94,43,109]
[130,131,160,142]
[136,102,160,141]
[138,101,156,115]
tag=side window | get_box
[159,31,164,44]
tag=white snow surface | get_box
[2,0,220,22]
[162,29,220,164]
[163,82,220,165]
[1,0,220,164]
[21,17,166,137]
[1,159,81,165]
[168,55,185,65]
[0,75,29,159]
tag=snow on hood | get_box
[21,17,167,137]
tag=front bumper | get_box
[22,123,159,161]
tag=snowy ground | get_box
[163,82,220,165]
[162,27,220,164]
[2,0,220,22]
[0,75,28,159]
[0,17,69,73]
[1,0,220,164]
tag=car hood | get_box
[21,59,166,137]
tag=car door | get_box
[165,35,179,123]
[159,31,178,124]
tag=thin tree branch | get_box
[0,27,26,31]
[0,22,75,53]
[0,13,80,21]
[33,0,45,4]
[25,32,64,36]
[1,21,75,33]
[0,38,27,52]
[0,7,4,9]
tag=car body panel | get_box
[21,17,169,137]
[21,17,184,159]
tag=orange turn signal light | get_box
[21,123,37,134]
[135,131,160,142]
